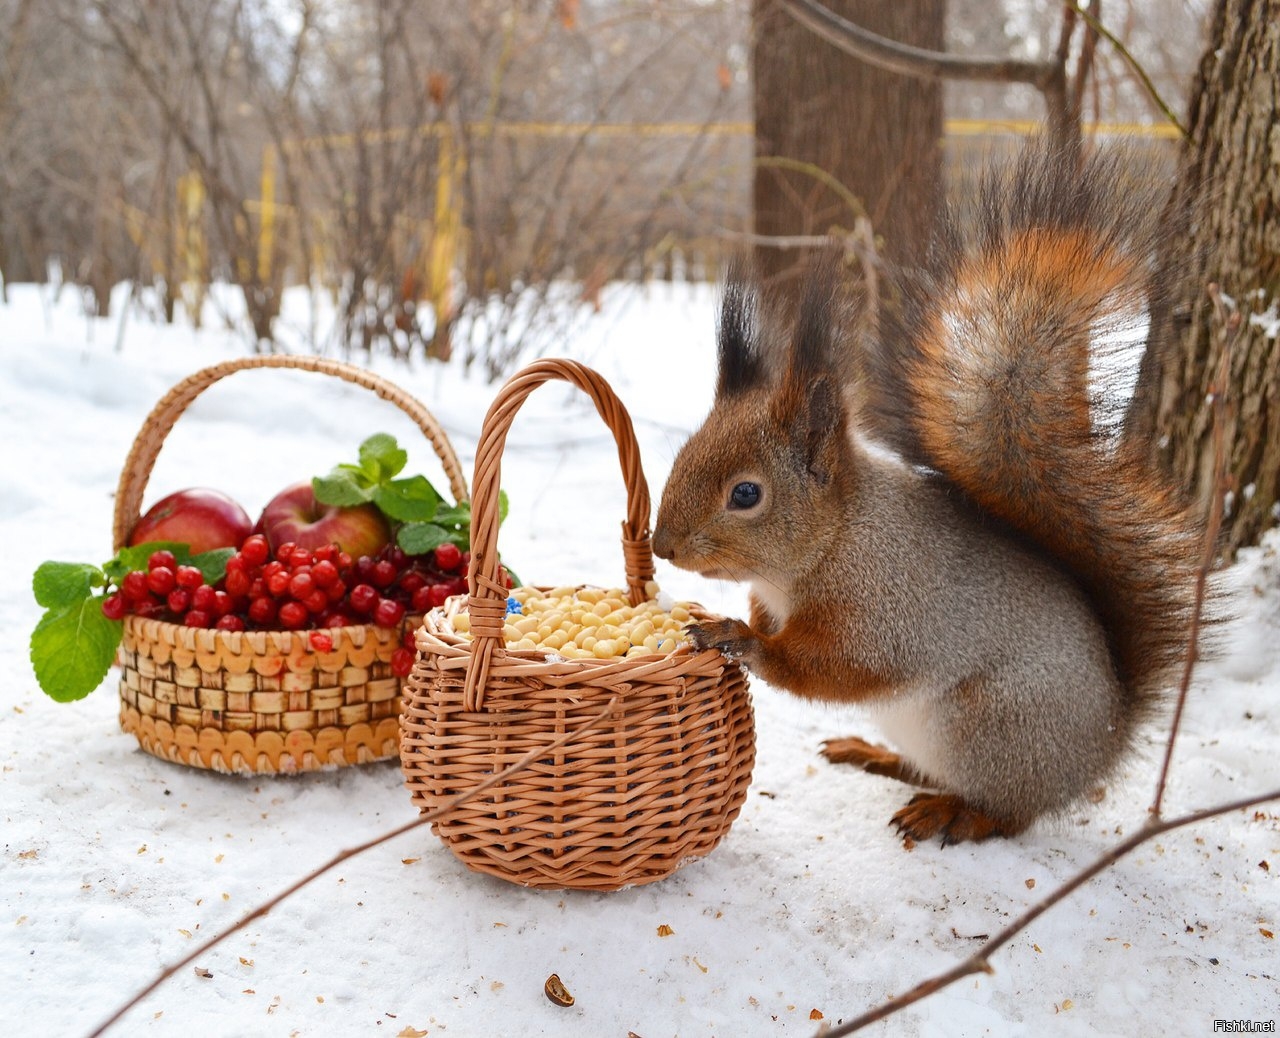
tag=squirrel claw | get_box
[687,618,754,661]
[821,736,923,786]
[890,793,1021,847]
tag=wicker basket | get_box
[113,355,469,775]
[401,359,756,891]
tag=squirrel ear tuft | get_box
[716,259,765,398]
[787,250,843,382]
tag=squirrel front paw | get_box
[688,618,756,661]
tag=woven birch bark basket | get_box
[401,359,756,891]
[113,355,468,775]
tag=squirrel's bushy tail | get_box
[872,143,1200,714]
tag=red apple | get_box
[258,481,391,558]
[129,488,253,554]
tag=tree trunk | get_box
[1129,0,1280,556]
[750,0,945,294]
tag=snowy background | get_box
[2,280,1277,1037]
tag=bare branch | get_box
[776,0,1059,87]
[816,788,1280,1036]
[1149,284,1241,819]
[88,696,623,1038]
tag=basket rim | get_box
[412,587,733,688]
[122,611,421,652]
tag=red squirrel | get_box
[652,143,1201,846]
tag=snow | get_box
[2,281,1278,1037]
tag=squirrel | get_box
[652,143,1202,846]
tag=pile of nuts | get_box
[449,582,693,659]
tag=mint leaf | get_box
[397,522,453,555]
[313,470,372,507]
[191,547,235,585]
[33,562,103,609]
[359,433,407,482]
[30,597,123,703]
[373,476,440,523]
[432,502,472,529]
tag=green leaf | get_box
[497,489,510,526]
[191,547,235,585]
[103,541,193,584]
[313,470,372,507]
[431,502,472,530]
[30,598,124,703]
[397,522,453,555]
[33,562,103,609]
[359,433,407,482]
[373,476,440,523]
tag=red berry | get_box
[263,560,286,580]
[336,551,353,571]
[311,559,339,588]
[146,566,176,596]
[121,570,150,602]
[373,598,405,628]
[426,583,453,609]
[266,570,291,597]
[303,589,329,614]
[248,596,278,625]
[309,631,334,653]
[348,583,379,615]
[240,534,270,566]
[147,550,177,571]
[289,547,313,570]
[192,585,218,612]
[355,556,376,580]
[166,588,192,614]
[398,571,426,595]
[101,593,126,620]
[288,570,315,599]
[175,564,204,590]
[411,586,433,613]
[277,601,309,629]
[212,590,234,617]
[390,646,415,677]
[325,579,347,603]
[224,567,252,597]
[319,611,351,628]
[312,544,338,564]
[183,609,212,628]
[371,559,398,588]
[434,542,462,572]
[215,614,246,632]
[275,542,297,562]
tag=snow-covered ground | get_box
[2,281,1277,1037]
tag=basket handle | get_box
[463,358,655,710]
[112,355,469,551]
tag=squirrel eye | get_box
[729,481,761,510]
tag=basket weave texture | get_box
[401,359,756,891]
[114,355,468,775]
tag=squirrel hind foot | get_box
[891,793,1028,847]
[821,736,929,787]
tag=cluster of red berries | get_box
[101,535,482,651]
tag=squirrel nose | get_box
[652,527,675,561]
